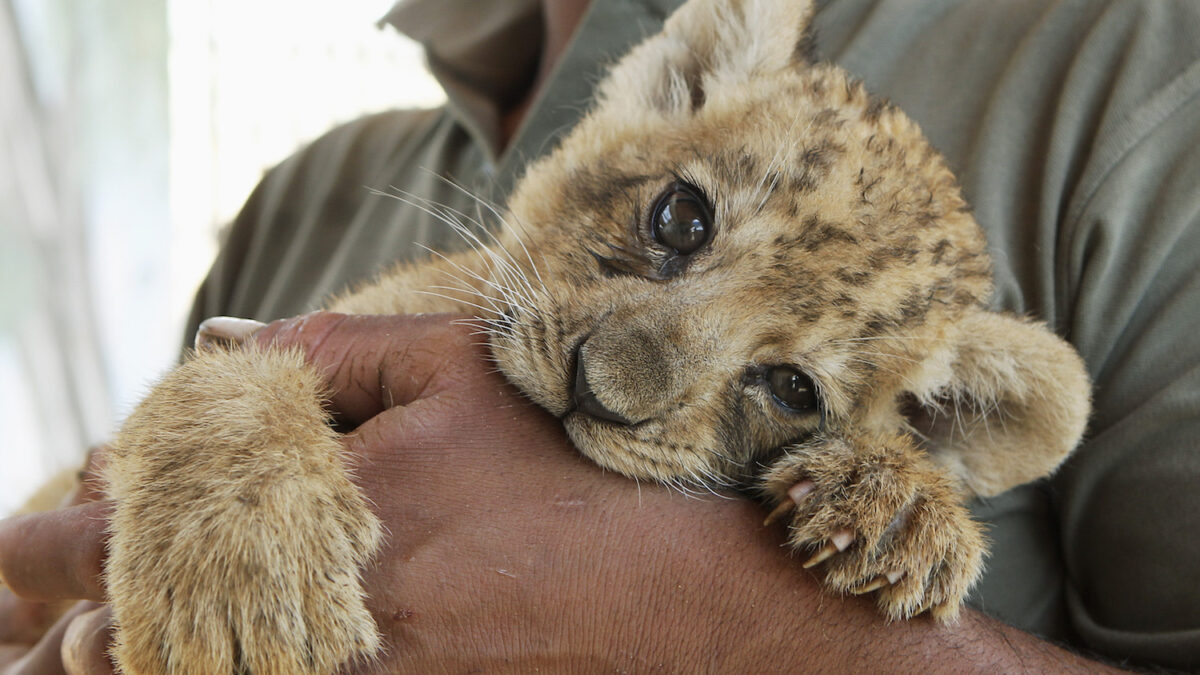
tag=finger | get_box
[61,604,114,675]
[0,502,109,602]
[252,312,485,425]
[0,589,73,644]
[340,377,569,492]
[1,600,99,675]
[0,644,31,667]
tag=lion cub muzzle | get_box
[565,308,700,427]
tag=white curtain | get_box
[0,0,169,513]
[0,0,439,513]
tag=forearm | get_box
[351,455,1119,672]
[760,599,1112,672]
[648,500,1121,673]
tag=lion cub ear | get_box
[596,0,817,118]
[905,309,1091,497]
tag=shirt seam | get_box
[1058,58,1200,314]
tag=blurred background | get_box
[0,0,444,513]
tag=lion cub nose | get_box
[567,319,691,426]
[569,345,638,425]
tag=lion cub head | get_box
[486,0,1089,497]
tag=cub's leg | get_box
[762,432,984,622]
[104,344,382,674]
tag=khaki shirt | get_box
[186,0,1200,668]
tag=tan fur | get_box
[106,346,381,673]
[98,0,1090,670]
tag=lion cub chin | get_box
[100,0,1090,671]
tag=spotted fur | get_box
[102,0,1091,671]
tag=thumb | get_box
[61,604,114,675]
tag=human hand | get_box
[252,312,853,670]
[6,312,811,672]
[7,312,796,672]
[0,447,113,674]
[0,312,1110,672]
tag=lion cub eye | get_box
[766,366,820,413]
[651,184,712,255]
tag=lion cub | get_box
[103,0,1091,671]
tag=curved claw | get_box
[763,499,794,527]
[803,541,840,568]
[763,480,817,527]
[788,480,816,504]
[850,575,890,595]
[801,529,854,568]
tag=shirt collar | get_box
[380,0,684,175]
[379,0,543,157]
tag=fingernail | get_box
[195,316,266,350]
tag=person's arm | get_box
[0,313,1124,672]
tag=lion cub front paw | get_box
[105,346,384,674]
[762,434,985,622]
[108,484,384,675]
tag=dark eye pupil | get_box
[653,190,710,254]
[767,367,819,412]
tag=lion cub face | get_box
[486,0,1087,497]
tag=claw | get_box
[886,570,904,585]
[763,499,794,527]
[850,575,889,594]
[802,541,839,568]
[830,529,854,551]
[802,529,854,568]
[764,480,816,527]
[931,601,961,624]
[787,480,815,504]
